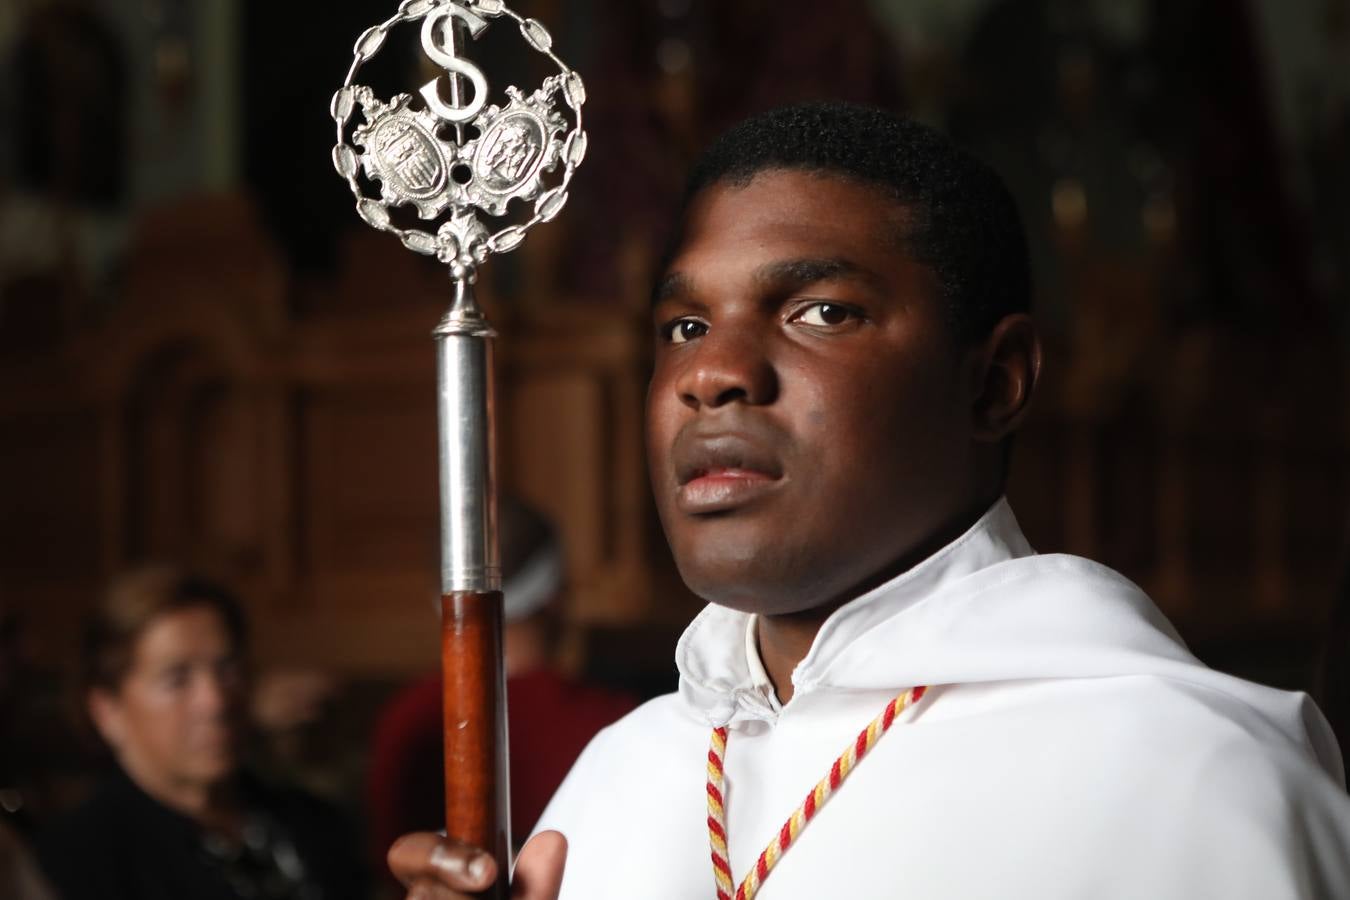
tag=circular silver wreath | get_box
[330,0,586,276]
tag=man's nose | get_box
[676,325,778,410]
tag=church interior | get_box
[2,0,1348,890]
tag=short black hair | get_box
[675,102,1032,342]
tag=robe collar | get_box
[675,497,1033,727]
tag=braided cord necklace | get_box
[706,685,927,900]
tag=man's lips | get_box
[672,432,784,513]
[679,468,780,513]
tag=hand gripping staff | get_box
[331,3,586,894]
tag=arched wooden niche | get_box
[120,339,262,574]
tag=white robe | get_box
[534,499,1350,898]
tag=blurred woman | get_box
[36,566,365,900]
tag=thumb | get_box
[511,830,567,900]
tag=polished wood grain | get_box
[441,589,509,898]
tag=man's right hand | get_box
[388,830,567,900]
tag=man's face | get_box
[91,605,246,797]
[648,169,983,615]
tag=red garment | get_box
[366,668,635,875]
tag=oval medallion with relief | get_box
[373,118,447,200]
[473,112,546,194]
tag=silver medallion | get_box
[331,0,586,276]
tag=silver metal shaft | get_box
[435,276,499,593]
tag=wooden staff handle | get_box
[441,590,510,898]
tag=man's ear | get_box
[88,687,124,750]
[968,313,1041,441]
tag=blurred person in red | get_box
[365,500,635,887]
[36,566,366,900]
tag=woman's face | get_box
[90,605,246,797]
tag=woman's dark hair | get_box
[81,565,247,696]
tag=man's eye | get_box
[663,318,708,344]
[791,302,858,327]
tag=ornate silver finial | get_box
[331,0,586,281]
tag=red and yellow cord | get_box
[706,685,927,900]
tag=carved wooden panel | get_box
[298,385,439,581]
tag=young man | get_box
[390,104,1350,899]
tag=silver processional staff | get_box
[330,2,586,893]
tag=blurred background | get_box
[1,0,1348,888]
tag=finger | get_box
[511,830,568,900]
[388,832,497,891]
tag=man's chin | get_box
[677,559,821,616]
